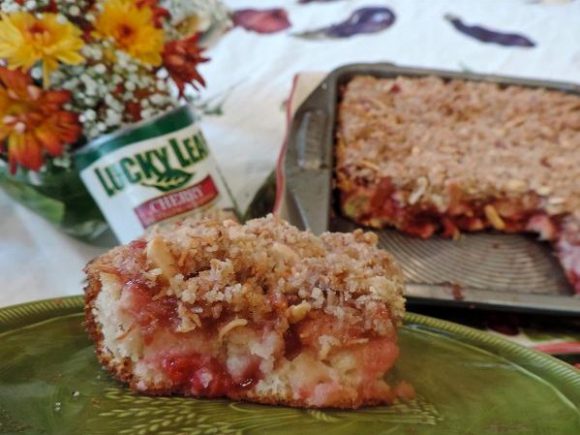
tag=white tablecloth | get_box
[2,0,580,307]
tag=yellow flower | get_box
[95,0,164,66]
[0,12,85,87]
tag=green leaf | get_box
[0,171,65,224]
[141,168,194,192]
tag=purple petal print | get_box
[294,7,396,40]
[233,8,291,34]
[445,14,536,48]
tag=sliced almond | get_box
[536,185,552,196]
[430,194,447,212]
[484,205,506,230]
[271,242,299,263]
[176,303,201,333]
[287,301,312,324]
[318,335,340,360]
[177,249,189,268]
[218,318,248,341]
[360,159,380,171]
[408,177,428,205]
[505,179,526,192]
[346,338,369,345]
[146,236,178,280]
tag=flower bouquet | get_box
[0,0,226,242]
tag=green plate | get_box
[0,297,578,435]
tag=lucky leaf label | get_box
[140,168,195,192]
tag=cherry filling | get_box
[118,277,267,396]
[353,338,399,379]
[161,353,261,397]
[347,179,558,240]
[557,233,580,294]
[345,181,580,295]
[569,272,580,293]
[162,354,233,397]
[129,239,147,250]
[122,281,179,344]
[283,325,303,361]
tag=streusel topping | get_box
[338,76,580,218]
[89,215,406,329]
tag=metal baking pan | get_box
[279,62,580,315]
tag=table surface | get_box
[1,0,580,363]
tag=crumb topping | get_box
[338,75,580,218]
[87,215,406,333]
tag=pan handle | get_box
[295,109,329,170]
[284,82,334,234]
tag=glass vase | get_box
[0,162,109,243]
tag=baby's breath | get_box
[0,0,23,13]
[52,43,178,140]
[1,0,50,12]
[54,0,91,17]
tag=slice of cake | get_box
[337,75,580,292]
[84,215,407,408]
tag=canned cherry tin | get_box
[76,105,238,243]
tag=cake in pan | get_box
[337,75,580,293]
[85,215,410,408]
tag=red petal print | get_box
[233,8,291,34]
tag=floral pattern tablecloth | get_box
[1,0,580,365]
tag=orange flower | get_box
[136,0,170,27]
[162,34,208,97]
[0,68,82,173]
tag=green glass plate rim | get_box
[1,296,578,404]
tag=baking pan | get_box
[279,63,580,315]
